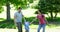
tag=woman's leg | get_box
[42,24,46,32]
[37,24,42,32]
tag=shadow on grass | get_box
[0,19,16,29]
[0,17,60,28]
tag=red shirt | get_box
[37,14,46,24]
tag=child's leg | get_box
[42,24,46,32]
[26,29,29,32]
[37,24,42,32]
[25,26,29,32]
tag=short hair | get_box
[18,7,22,9]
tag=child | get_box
[24,17,37,32]
[24,21,30,32]
[24,18,35,32]
[24,18,30,32]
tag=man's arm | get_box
[21,12,24,17]
[14,14,17,26]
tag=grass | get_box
[0,17,60,29]
[0,20,15,28]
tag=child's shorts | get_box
[24,22,30,31]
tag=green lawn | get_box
[0,18,60,29]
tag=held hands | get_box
[30,21,34,25]
[14,20,17,26]
[30,18,37,24]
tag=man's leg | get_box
[20,22,22,32]
[37,24,42,32]
[17,22,22,32]
[42,24,46,32]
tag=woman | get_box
[37,10,48,32]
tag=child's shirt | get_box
[24,22,30,30]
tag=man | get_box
[14,7,23,32]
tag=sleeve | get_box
[21,12,23,16]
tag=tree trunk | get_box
[50,11,54,21]
[54,13,57,18]
[47,13,50,17]
[6,1,11,21]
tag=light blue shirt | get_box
[24,22,30,30]
[14,11,23,22]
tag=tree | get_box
[0,0,4,13]
[0,0,34,32]
[0,0,34,21]
[34,0,60,21]
[6,1,11,21]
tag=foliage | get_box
[33,0,60,21]
[0,0,34,12]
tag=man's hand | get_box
[14,20,17,26]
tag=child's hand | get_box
[30,21,33,25]
[29,23,31,25]
[30,21,34,25]
[30,18,37,24]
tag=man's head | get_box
[18,7,22,12]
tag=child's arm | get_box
[30,17,37,24]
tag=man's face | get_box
[18,9,21,12]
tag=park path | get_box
[0,27,60,32]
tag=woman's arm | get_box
[43,14,48,24]
[45,17,48,24]
[30,17,37,24]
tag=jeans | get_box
[37,24,46,32]
[25,22,29,32]
[16,22,22,32]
